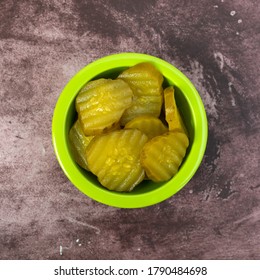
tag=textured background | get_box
[0,0,259,259]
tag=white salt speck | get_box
[236,32,240,35]
[228,82,236,106]
[238,19,242,23]
[214,5,218,8]
[88,241,91,244]
[60,245,63,256]
[228,85,232,92]
[230,11,236,16]
[78,244,82,247]
[189,189,193,194]
[230,96,236,106]
[76,239,79,243]
[221,0,224,2]
[41,145,46,156]
[137,248,141,251]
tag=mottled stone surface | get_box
[0,0,259,259]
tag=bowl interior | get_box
[53,53,207,207]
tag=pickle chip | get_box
[76,78,133,136]
[118,62,163,125]
[140,131,189,182]
[86,129,148,192]
[125,115,168,139]
[69,119,94,170]
[164,86,188,135]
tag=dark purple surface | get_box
[0,0,259,259]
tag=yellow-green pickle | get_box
[118,62,164,125]
[76,78,133,135]
[86,129,148,192]
[125,115,168,140]
[140,131,189,182]
[69,120,94,170]
[164,86,188,135]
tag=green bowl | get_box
[52,53,208,208]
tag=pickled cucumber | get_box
[76,78,133,136]
[164,86,187,135]
[118,62,163,125]
[86,129,148,192]
[140,131,189,182]
[125,115,168,139]
[69,120,94,170]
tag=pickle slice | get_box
[164,86,188,135]
[69,119,94,170]
[125,115,168,139]
[118,62,163,125]
[86,129,148,192]
[76,78,133,136]
[140,131,189,182]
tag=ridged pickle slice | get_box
[140,131,189,182]
[69,120,94,170]
[125,115,168,139]
[76,78,133,136]
[118,62,163,125]
[120,95,163,126]
[86,129,148,192]
[164,86,188,135]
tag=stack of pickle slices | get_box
[69,62,189,192]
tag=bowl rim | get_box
[52,52,208,208]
